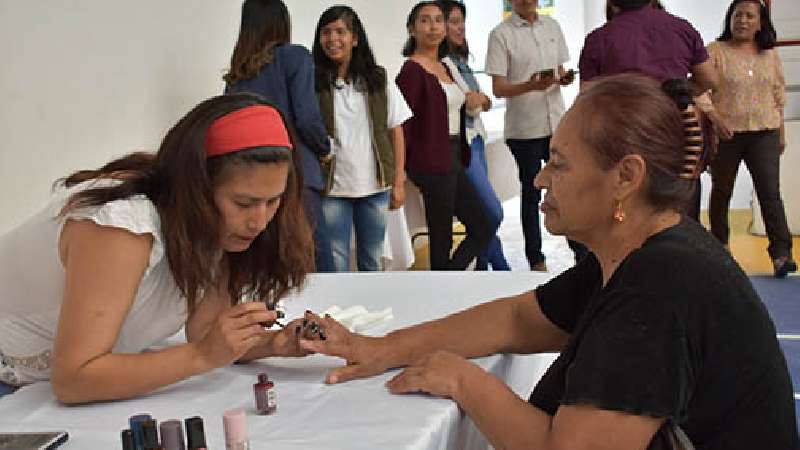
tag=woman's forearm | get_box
[380,291,564,369]
[455,367,553,450]
[52,342,210,404]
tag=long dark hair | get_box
[718,0,777,51]
[224,0,291,85]
[574,74,693,211]
[402,1,448,59]
[60,93,314,309]
[440,0,469,59]
[312,5,385,94]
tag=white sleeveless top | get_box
[0,180,187,386]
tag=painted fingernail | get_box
[324,313,331,318]
[305,310,312,315]
[295,325,301,335]
[276,310,285,319]
[319,330,327,340]
[302,319,308,328]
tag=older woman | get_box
[706,0,795,277]
[300,75,797,449]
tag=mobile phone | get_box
[534,68,556,78]
[0,431,69,449]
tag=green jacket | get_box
[316,67,395,194]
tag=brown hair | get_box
[574,74,694,211]
[223,0,291,86]
[60,93,313,309]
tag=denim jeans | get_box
[464,136,510,270]
[709,130,792,259]
[321,191,390,272]
[507,137,588,266]
[0,381,16,398]
[304,187,334,272]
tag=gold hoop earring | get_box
[613,201,626,223]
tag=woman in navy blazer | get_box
[224,0,333,272]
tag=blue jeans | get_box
[321,191,390,272]
[304,187,334,272]
[0,381,16,398]
[464,136,509,271]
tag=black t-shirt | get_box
[531,219,798,450]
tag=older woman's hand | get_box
[386,350,483,400]
[298,313,393,384]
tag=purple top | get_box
[396,60,468,174]
[579,6,708,82]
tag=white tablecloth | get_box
[0,272,558,450]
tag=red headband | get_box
[205,105,293,158]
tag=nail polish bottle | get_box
[142,419,162,450]
[122,429,135,450]
[184,416,207,450]
[160,420,186,450]
[129,414,153,450]
[223,408,250,450]
[253,373,277,415]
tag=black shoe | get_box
[773,257,798,278]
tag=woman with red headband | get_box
[0,93,314,403]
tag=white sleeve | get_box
[554,19,570,66]
[386,80,413,129]
[484,27,508,77]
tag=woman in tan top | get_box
[706,0,795,277]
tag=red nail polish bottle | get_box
[254,373,277,415]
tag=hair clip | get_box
[679,104,704,180]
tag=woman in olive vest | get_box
[312,5,412,271]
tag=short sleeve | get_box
[386,80,413,129]
[554,20,570,66]
[485,28,509,77]
[534,253,601,333]
[561,288,694,422]
[687,24,709,67]
[772,49,786,108]
[63,192,164,275]
[578,31,601,81]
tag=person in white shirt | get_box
[0,94,315,403]
[312,5,412,272]
[485,0,585,271]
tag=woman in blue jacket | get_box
[224,0,333,272]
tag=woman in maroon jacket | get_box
[396,1,492,270]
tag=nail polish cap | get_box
[141,419,159,450]
[223,408,248,445]
[184,416,206,449]
[121,429,135,450]
[160,420,185,450]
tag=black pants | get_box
[408,139,493,270]
[506,137,588,266]
[709,130,792,259]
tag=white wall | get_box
[0,0,415,234]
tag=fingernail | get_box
[302,319,308,327]
[276,310,285,319]
[319,330,327,340]
[295,325,301,335]
[305,310,312,315]
[324,313,331,318]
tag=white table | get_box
[0,272,558,450]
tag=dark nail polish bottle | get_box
[121,429,135,450]
[142,419,161,450]
[254,372,277,415]
[185,416,207,450]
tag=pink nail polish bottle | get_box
[253,372,277,415]
[223,408,249,450]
